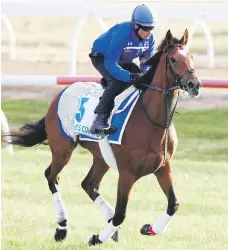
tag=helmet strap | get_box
[134,25,143,41]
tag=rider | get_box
[89,4,157,134]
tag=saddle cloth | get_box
[57,82,140,144]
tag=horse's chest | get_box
[127,150,164,177]
[125,126,178,175]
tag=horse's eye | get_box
[170,57,176,64]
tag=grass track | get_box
[2,149,228,250]
[2,100,228,249]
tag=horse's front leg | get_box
[88,171,136,246]
[141,162,179,236]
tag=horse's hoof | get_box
[54,228,67,241]
[88,234,102,246]
[111,230,120,242]
[140,224,156,236]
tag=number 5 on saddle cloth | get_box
[57,82,140,145]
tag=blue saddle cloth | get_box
[79,89,139,144]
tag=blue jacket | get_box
[92,21,155,83]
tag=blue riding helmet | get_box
[131,4,157,27]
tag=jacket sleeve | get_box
[139,37,156,72]
[104,25,131,83]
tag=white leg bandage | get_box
[151,213,172,234]
[94,195,115,221]
[52,191,68,224]
[98,221,118,242]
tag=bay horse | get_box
[4,29,201,246]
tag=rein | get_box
[140,44,195,164]
[140,89,180,129]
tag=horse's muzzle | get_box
[187,79,201,97]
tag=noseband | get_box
[143,44,195,94]
[166,45,195,92]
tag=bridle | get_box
[140,44,196,164]
[143,44,195,95]
[165,45,195,92]
[141,44,195,128]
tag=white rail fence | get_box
[2,1,228,154]
[2,1,228,73]
[1,109,14,154]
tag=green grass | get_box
[1,100,48,127]
[2,100,228,249]
[173,108,228,162]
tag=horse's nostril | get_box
[188,81,194,89]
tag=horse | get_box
[4,29,201,246]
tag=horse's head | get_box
[142,29,201,97]
[162,29,201,97]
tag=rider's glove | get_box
[130,72,145,90]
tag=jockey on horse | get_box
[89,4,157,134]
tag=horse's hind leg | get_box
[141,162,179,236]
[44,143,75,242]
[45,103,77,241]
[88,170,136,245]
[81,157,119,243]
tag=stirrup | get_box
[99,126,117,137]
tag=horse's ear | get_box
[165,30,173,46]
[180,29,188,45]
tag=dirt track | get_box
[2,60,228,111]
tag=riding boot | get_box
[90,80,127,134]
[90,113,109,134]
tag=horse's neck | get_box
[143,55,174,127]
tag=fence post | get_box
[188,19,215,68]
[70,11,108,75]
[70,13,89,76]
[200,20,215,68]
[1,109,14,154]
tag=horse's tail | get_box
[3,116,47,147]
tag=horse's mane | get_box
[136,36,182,88]
[145,37,180,65]
[157,37,181,54]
